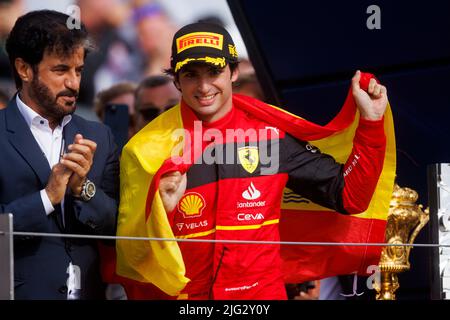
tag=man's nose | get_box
[196,76,211,93]
[64,71,80,91]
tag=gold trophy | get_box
[375,184,429,300]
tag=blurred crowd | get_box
[0,0,263,127]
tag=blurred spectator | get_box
[93,81,137,140]
[0,87,10,109]
[93,81,137,301]
[286,281,320,300]
[132,0,177,76]
[134,75,180,130]
[0,0,24,83]
[233,59,265,101]
[76,0,139,106]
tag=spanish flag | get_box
[115,73,395,296]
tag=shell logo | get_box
[178,192,206,218]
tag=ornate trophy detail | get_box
[375,184,429,300]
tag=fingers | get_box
[162,171,182,178]
[160,171,183,192]
[351,70,361,92]
[159,171,187,213]
[62,134,96,178]
[61,159,86,177]
[368,78,376,94]
[46,163,72,205]
[67,143,93,162]
[353,71,386,98]
[367,79,386,99]
[61,152,89,177]
[73,134,97,153]
[52,162,72,180]
[380,85,387,96]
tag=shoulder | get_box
[0,110,5,133]
[70,114,113,141]
[71,114,109,131]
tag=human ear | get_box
[231,67,239,82]
[173,80,181,92]
[14,58,34,83]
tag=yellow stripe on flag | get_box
[116,105,190,296]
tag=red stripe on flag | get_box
[279,209,386,283]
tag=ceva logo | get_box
[242,182,261,200]
[238,213,265,221]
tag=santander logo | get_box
[242,182,261,200]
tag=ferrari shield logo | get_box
[238,146,259,173]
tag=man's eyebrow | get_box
[181,66,197,73]
[51,64,69,70]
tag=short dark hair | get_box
[94,82,137,120]
[164,61,240,81]
[135,75,173,111]
[136,75,173,92]
[5,10,91,89]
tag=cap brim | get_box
[174,55,228,73]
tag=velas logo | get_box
[238,146,259,174]
[176,220,208,231]
[178,192,206,218]
[176,32,223,53]
[242,182,261,200]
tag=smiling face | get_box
[175,63,239,123]
[19,46,84,127]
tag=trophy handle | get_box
[406,205,429,258]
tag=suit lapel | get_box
[5,99,51,187]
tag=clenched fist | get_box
[352,70,388,121]
[159,171,187,213]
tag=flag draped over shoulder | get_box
[116,73,396,296]
[232,86,396,284]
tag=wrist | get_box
[77,179,96,202]
[72,178,86,197]
[44,187,57,206]
[359,110,383,121]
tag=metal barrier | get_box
[428,163,450,299]
[0,214,14,300]
[2,206,450,300]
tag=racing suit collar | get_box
[180,98,236,130]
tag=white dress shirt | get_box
[16,95,72,218]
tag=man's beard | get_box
[30,76,78,120]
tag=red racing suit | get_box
[124,96,386,300]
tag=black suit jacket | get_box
[0,98,119,299]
